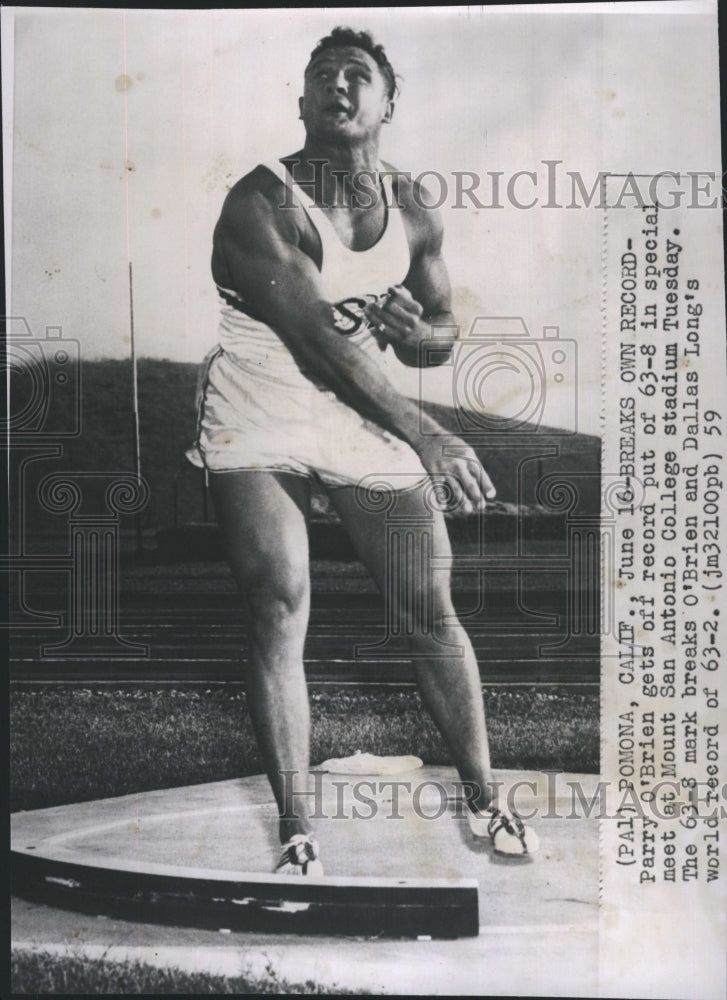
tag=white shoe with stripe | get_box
[274,833,324,876]
[467,807,540,857]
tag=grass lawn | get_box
[10,951,363,995]
[11,685,598,811]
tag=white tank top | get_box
[215,159,411,383]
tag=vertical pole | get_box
[129,262,144,555]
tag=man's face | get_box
[300,46,394,142]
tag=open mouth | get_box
[324,101,352,116]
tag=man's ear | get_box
[382,99,395,124]
[298,96,304,121]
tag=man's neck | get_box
[285,139,383,210]
[300,137,380,175]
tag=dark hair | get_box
[306,27,398,100]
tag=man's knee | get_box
[239,561,310,627]
[389,579,456,640]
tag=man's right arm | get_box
[213,181,494,511]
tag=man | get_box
[188,27,538,874]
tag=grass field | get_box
[11,685,598,812]
[10,951,364,995]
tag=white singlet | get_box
[186,159,429,491]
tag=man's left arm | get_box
[365,205,458,368]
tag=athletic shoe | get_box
[467,807,540,857]
[274,833,324,876]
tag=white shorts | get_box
[186,347,429,492]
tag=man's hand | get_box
[365,285,428,357]
[414,434,496,516]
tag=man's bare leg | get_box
[210,470,315,844]
[329,483,495,813]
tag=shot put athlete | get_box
[188,27,538,874]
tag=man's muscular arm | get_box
[365,181,458,368]
[213,177,494,511]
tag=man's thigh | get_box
[327,482,454,606]
[209,470,311,600]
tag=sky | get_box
[3,3,722,436]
